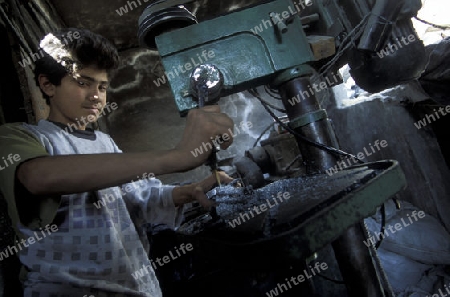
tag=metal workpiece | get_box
[257,132,303,176]
[243,132,304,178]
[178,160,406,269]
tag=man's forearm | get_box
[17,149,195,196]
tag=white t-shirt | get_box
[18,120,183,297]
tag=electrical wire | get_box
[256,95,286,113]
[284,154,302,171]
[414,16,450,31]
[249,15,375,165]
[264,85,282,100]
[249,89,364,162]
[318,13,371,76]
[253,122,275,148]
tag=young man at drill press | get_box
[0,28,233,297]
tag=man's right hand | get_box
[174,106,234,168]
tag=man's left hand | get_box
[172,171,233,210]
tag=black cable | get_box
[256,96,286,113]
[264,85,282,100]
[249,89,364,162]
[319,13,371,76]
[253,122,275,147]
[284,154,302,171]
[414,16,450,31]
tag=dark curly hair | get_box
[34,28,120,105]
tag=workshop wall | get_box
[328,84,450,233]
[0,0,65,124]
[50,0,262,50]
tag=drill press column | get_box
[277,74,339,174]
[275,69,388,297]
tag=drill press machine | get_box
[138,0,426,296]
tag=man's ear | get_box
[38,74,56,98]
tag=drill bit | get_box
[207,145,221,187]
[215,170,222,187]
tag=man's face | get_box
[48,66,109,130]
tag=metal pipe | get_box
[278,75,387,297]
[278,76,339,174]
[332,223,386,297]
[358,0,407,52]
